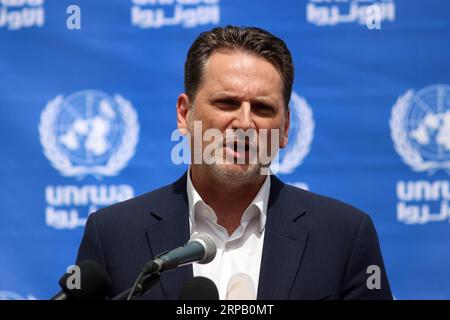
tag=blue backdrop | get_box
[0,0,449,300]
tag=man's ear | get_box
[177,93,191,135]
[280,109,290,149]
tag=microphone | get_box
[143,233,217,275]
[178,276,219,300]
[225,273,256,300]
[51,260,112,300]
[126,233,216,300]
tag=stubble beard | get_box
[187,114,264,183]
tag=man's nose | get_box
[232,102,255,131]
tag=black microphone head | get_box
[178,276,219,300]
[58,260,112,300]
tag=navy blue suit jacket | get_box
[76,173,392,300]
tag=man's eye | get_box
[215,99,239,108]
[253,103,275,114]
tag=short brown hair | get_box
[184,25,294,110]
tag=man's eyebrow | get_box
[252,96,276,104]
[211,92,277,103]
[210,91,240,99]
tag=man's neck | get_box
[190,165,266,235]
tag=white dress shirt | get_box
[187,167,270,300]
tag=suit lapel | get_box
[145,173,193,299]
[143,173,309,299]
[257,175,309,300]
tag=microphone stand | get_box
[112,273,161,300]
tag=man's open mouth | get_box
[224,140,251,152]
[221,139,259,162]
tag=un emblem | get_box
[275,91,315,174]
[390,84,450,174]
[39,90,140,178]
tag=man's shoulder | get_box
[88,175,186,226]
[275,181,377,248]
[276,179,369,227]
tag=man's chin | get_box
[208,162,263,181]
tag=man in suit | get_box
[77,25,392,300]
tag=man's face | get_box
[177,50,290,181]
